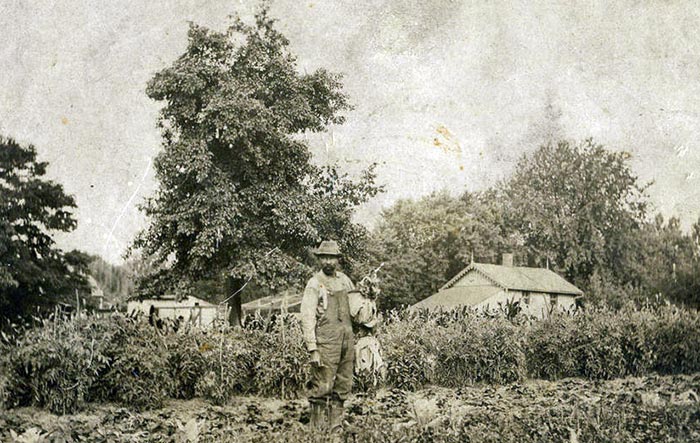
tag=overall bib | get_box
[307,286,355,401]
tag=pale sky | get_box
[2,0,699,263]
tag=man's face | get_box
[319,255,339,275]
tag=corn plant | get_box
[254,315,309,399]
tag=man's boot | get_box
[329,397,345,433]
[309,399,327,431]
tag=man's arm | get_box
[299,277,320,352]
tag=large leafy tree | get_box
[133,8,380,325]
[0,136,89,320]
[504,139,649,289]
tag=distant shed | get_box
[413,254,583,318]
[127,295,223,328]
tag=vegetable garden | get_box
[1,304,700,441]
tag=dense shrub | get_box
[653,306,700,374]
[482,317,527,383]
[573,308,626,379]
[194,328,260,405]
[0,356,9,410]
[380,308,526,388]
[98,315,173,411]
[194,315,309,403]
[0,315,112,414]
[167,330,208,399]
[381,311,437,390]
[527,304,700,380]
[0,329,12,410]
[254,315,309,399]
[429,314,525,386]
[525,313,579,380]
[427,324,474,387]
[618,307,658,376]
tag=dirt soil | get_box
[1,374,699,442]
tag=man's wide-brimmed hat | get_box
[313,240,342,257]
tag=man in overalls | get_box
[300,240,377,433]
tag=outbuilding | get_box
[127,295,224,328]
[413,254,583,318]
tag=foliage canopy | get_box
[372,190,520,309]
[505,139,649,288]
[0,136,89,320]
[134,8,381,322]
[374,138,699,310]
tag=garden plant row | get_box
[1,304,699,415]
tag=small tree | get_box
[0,136,89,320]
[133,7,381,325]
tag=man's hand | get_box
[310,350,322,367]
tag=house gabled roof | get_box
[412,286,502,310]
[441,263,583,296]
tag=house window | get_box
[522,292,530,305]
[550,294,558,307]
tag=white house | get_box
[127,295,224,328]
[413,254,583,318]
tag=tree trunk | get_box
[226,277,244,327]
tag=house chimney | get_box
[502,253,514,267]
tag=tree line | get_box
[370,140,700,310]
